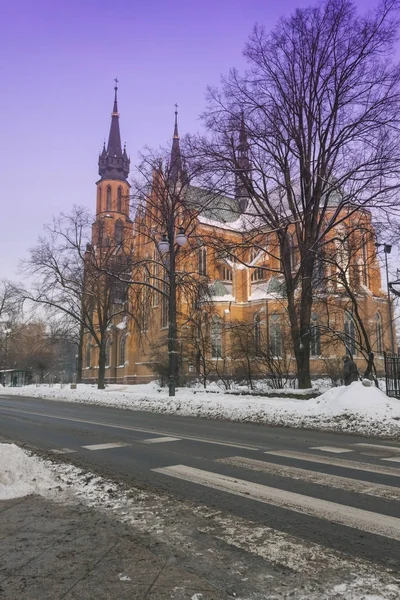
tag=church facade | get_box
[82,88,395,385]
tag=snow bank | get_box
[0,443,59,500]
[1,381,399,438]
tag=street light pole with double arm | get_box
[376,243,395,354]
[158,227,187,397]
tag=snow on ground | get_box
[1,380,399,438]
[1,442,399,599]
[0,443,60,500]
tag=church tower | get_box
[94,81,131,246]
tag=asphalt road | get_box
[0,393,400,571]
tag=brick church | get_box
[82,86,395,385]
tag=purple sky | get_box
[1,0,382,282]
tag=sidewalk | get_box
[0,495,227,600]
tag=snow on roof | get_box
[198,212,263,233]
[249,277,286,300]
[211,294,235,302]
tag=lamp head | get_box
[175,227,187,247]
[158,234,169,254]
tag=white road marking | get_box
[353,443,400,452]
[82,443,130,451]
[382,456,400,463]
[153,464,400,541]
[51,448,77,454]
[0,406,260,451]
[217,456,400,501]
[310,446,353,454]
[141,436,181,444]
[264,450,400,477]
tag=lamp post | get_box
[158,226,187,397]
[2,328,11,386]
[376,243,395,354]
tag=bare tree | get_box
[315,219,384,385]
[129,142,221,394]
[187,0,400,387]
[22,206,133,389]
[0,281,22,325]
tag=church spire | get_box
[98,80,130,181]
[236,112,251,213]
[170,104,184,185]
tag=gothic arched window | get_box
[198,247,207,276]
[105,336,112,367]
[310,314,321,357]
[269,314,282,357]
[289,232,298,271]
[117,187,122,212]
[254,313,261,356]
[312,250,325,290]
[85,341,91,368]
[344,311,357,357]
[161,274,168,329]
[336,226,350,286]
[220,266,233,282]
[106,186,112,211]
[375,312,383,354]
[251,267,265,282]
[115,219,123,244]
[361,234,369,287]
[119,334,126,366]
[211,317,223,358]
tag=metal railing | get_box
[384,352,400,399]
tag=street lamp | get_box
[158,225,188,397]
[2,328,11,386]
[375,243,395,354]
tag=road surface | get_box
[0,393,399,597]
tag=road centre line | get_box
[217,456,400,501]
[0,406,260,451]
[141,437,181,444]
[153,464,400,541]
[264,450,400,478]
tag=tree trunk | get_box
[285,249,313,389]
[76,323,84,384]
[98,344,106,390]
[168,239,178,397]
[296,343,312,389]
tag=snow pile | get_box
[0,443,60,500]
[1,381,399,437]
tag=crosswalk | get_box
[50,437,400,543]
[216,455,400,499]
[46,432,400,597]
[147,439,400,544]
[45,433,400,597]
[153,463,400,541]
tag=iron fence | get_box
[384,352,400,399]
